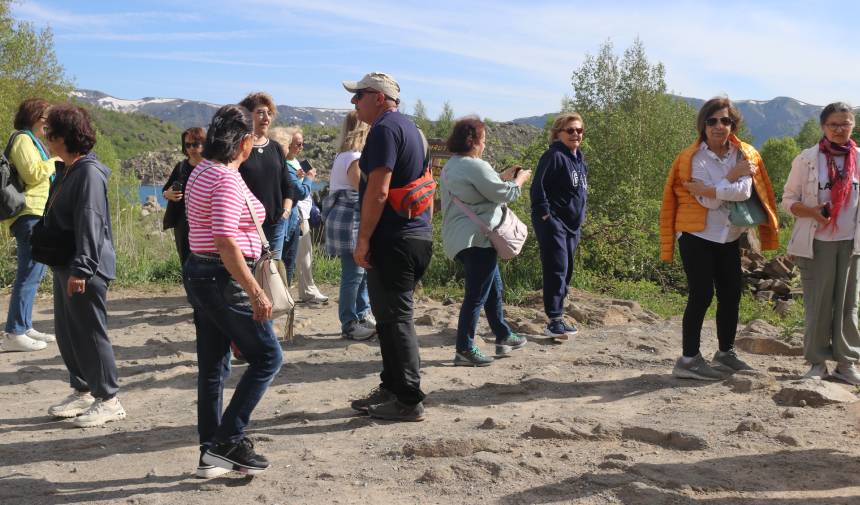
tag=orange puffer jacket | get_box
[659,135,779,262]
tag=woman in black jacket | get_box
[530,112,588,341]
[162,126,205,265]
[42,105,124,428]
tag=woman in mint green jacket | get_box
[441,117,532,366]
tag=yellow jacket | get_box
[2,132,55,228]
[659,134,779,262]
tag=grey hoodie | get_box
[47,152,116,280]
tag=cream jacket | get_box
[782,145,860,258]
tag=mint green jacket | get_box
[440,155,521,260]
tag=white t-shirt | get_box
[816,153,859,241]
[329,151,361,192]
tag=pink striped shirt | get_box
[186,158,266,259]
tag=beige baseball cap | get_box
[342,71,400,101]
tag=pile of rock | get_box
[741,246,799,316]
[141,195,162,216]
[122,149,184,185]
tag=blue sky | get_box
[11,0,858,121]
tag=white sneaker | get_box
[301,294,329,305]
[831,362,860,385]
[25,328,56,343]
[49,391,96,418]
[73,397,127,427]
[361,314,376,329]
[803,362,829,380]
[2,332,47,352]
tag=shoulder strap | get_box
[242,189,270,252]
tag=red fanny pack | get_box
[387,168,436,219]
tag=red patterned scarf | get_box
[818,136,857,229]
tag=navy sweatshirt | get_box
[530,141,588,233]
[48,152,116,280]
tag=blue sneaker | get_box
[545,319,577,340]
[495,333,527,357]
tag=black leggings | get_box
[678,233,742,358]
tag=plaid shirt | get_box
[324,189,360,256]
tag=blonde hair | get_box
[549,112,585,142]
[269,125,303,148]
[336,110,370,153]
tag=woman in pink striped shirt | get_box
[182,104,283,478]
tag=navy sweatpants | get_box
[532,214,580,319]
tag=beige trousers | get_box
[297,218,324,300]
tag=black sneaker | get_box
[367,399,425,422]
[196,453,230,479]
[202,438,269,475]
[350,386,394,413]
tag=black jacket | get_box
[47,152,116,280]
[162,159,194,230]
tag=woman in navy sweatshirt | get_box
[530,113,588,340]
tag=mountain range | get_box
[74,89,829,146]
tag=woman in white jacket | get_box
[782,102,860,384]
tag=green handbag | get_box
[728,150,767,227]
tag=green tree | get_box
[561,37,696,281]
[795,118,820,149]
[434,101,454,139]
[412,99,432,135]
[0,0,72,140]
[759,136,800,201]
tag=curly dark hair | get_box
[238,92,277,119]
[446,116,486,155]
[181,126,206,156]
[46,105,97,155]
[13,98,50,131]
[203,105,253,163]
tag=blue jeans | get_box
[455,247,512,352]
[5,215,48,334]
[282,218,300,285]
[261,217,287,260]
[338,253,370,331]
[183,255,283,446]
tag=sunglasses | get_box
[705,117,734,127]
[561,127,584,135]
[353,89,381,100]
[184,141,203,149]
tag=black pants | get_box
[52,269,119,399]
[678,233,742,358]
[173,218,191,266]
[367,235,432,405]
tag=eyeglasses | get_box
[561,127,584,135]
[825,122,854,131]
[705,117,735,127]
[184,141,203,149]
[255,110,272,118]
[353,89,381,100]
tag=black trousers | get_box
[367,235,432,405]
[52,269,119,399]
[173,217,191,266]
[678,233,742,358]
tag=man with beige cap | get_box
[343,72,433,422]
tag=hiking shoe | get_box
[197,451,231,479]
[831,362,860,385]
[2,332,47,352]
[367,399,425,422]
[454,346,494,367]
[672,354,726,381]
[495,333,527,357]
[48,391,96,418]
[804,362,829,380]
[350,386,395,413]
[73,397,126,427]
[712,349,754,372]
[545,319,576,340]
[300,294,329,305]
[25,328,55,343]
[360,313,376,329]
[203,438,270,475]
[342,320,375,341]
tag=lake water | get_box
[139,180,329,206]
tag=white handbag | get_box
[243,191,296,340]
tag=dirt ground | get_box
[1,285,859,505]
